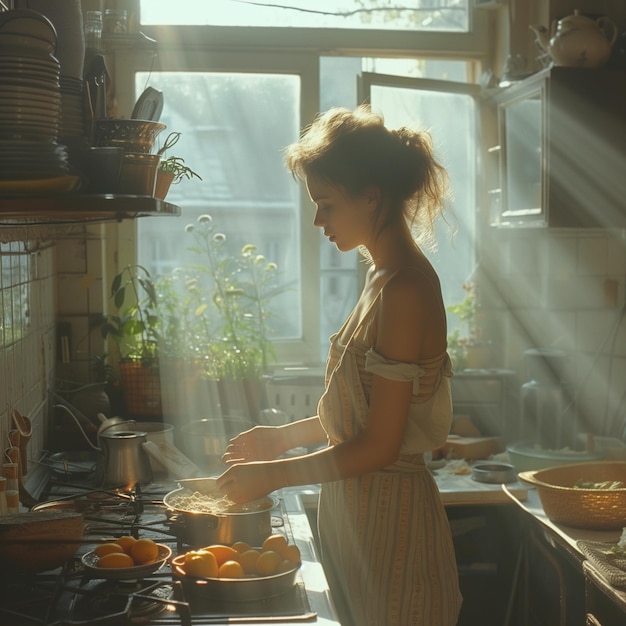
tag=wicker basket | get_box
[519,461,626,530]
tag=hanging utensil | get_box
[85,54,109,119]
[156,131,180,157]
[12,409,32,476]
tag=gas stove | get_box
[0,469,315,625]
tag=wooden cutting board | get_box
[438,435,505,461]
[0,510,84,573]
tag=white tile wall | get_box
[0,240,56,469]
[484,227,626,438]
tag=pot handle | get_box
[205,514,219,529]
[271,515,285,529]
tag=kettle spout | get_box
[529,24,550,53]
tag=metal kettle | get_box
[55,405,153,487]
[97,428,153,488]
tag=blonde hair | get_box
[284,104,450,248]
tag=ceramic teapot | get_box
[530,10,617,68]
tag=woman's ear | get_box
[363,185,381,211]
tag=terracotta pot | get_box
[118,360,162,418]
[154,169,175,200]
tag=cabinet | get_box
[488,67,626,228]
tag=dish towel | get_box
[577,540,626,589]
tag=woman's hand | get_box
[221,425,286,464]
[215,461,278,504]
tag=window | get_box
[362,72,479,317]
[141,0,470,31]
[113,8,487,366]
[136,70,303,341]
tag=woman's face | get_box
[306,174,375,252]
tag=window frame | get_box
[105,15,490,367]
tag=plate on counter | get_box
[81,544,172,580]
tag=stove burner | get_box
[7,472,311,624]
[71,579,175,622]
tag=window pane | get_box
[136,72,302,347]
[317,57,471,359]
[369,84,476,324]
[141,0,468,31]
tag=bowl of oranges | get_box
[81,536,172,580]
[171,534,302,601]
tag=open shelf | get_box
[0,195,181,226]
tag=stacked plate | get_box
[59,75,86,141]
[0,9,71,184]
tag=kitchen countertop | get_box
[281,487,340,625]
[433,463,528,505]
[502,483,626,616]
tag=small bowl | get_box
[472,462,517,484]
[81,544,172,580]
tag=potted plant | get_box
[162,214,280,418]
[154,132,202,200]
[100,264,164,418]
[446,280,492,370]
[99,217,281,421]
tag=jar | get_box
[83,9,102,75]
[2,463,19,514]
[0,477,7,516]
[84,10,103,51]
[103,8,128,34]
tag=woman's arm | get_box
[221,415,328,464]
[217,270,442,502]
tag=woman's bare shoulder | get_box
[382,264,442,300]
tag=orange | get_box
[115,535,137,554]
[203,544,240,567]
[231,541,252,554]
[256,549,281,576]
[130,538,159,564]
[262,534,289,558]
[183,551,218,578]
[218,560,245,579]
[277,559,295,573]
[237,548,260,575]
[94,543,124,558]
[97,552,135,568]
[284,544,301,564]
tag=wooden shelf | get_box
[0,195,181,226]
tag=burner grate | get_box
[7,475,313,624]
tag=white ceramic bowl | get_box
[506,441,604,474]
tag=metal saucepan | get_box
[163,477,277,547]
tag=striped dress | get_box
[317,288,462,626]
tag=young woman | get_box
[216,105,462,626]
